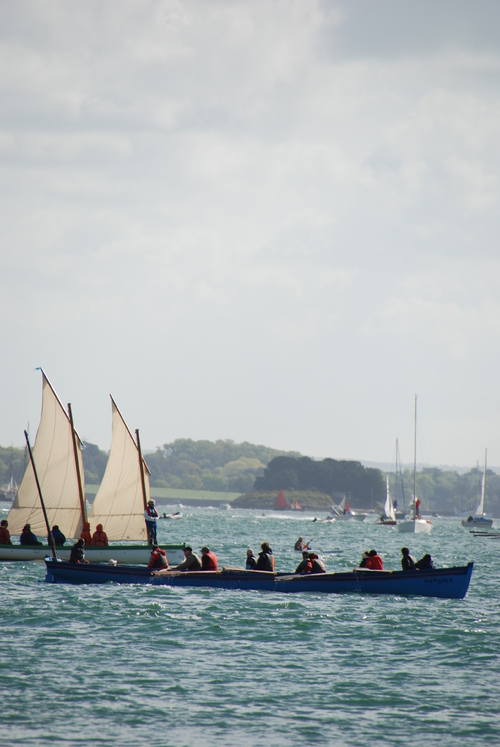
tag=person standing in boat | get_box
[415,498,421,518]
[401,547,417,570]
[0,519,12,545]
[171,546,202,571]
[200,546,219,571]
[147,544,168,569]
[365,549,383,570]
[49,525,66,546]
[20,524,43,546]
[91,523,109,546]
[255,542,275,571]
[245,548,257,570]
[144,499,159,545]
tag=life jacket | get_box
[80,523,92,544]
[256,551,274,572]
[310,557,326,574]
[91,524,108,546]
[202,551,218,571]
[366,555,383,570]
[296,559,313,574]
[146,507,158,521]
[148,548,168,569]
[0,526,11,544]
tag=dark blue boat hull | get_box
[44,560,473,599]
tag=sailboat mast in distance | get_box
[413,394,417,517]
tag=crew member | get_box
[91,523,108,546]
[309,553,326,573]
[80,521,92,545]
[245,548,257,570]
[415,498,421,518]
[147,544,168,569]
[365,549,383,570]
[295,550,312,574]
[359,550,370,568]
[50,525,66,546]
[171,546,202,572]
[144,499,159,544]
[401,547,417,571]
[255,542,275,571]
[0,519,12,545]
[415,553,435,570]
[69,538,87,564]
[294,537,307,552]
[200,546,219,571]
[20,524,42,546]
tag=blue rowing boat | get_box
[44,559,473,599]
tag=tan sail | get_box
[7,372,85,538]
[88,398,150,541]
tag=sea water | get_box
[1,504,499,746]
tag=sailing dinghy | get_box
[462,450,493,529]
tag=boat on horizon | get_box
[462,450,493,529]
[396,396,432,535]
[43,558,474,599]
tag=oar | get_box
[24,430,57,561]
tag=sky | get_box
[1,0,499,470]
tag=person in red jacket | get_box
[200,546,219,571]
[91,523,108,546]
[0,519,12,544]
[148,545,168,569]
[80,521,92,545]
[365,549,383,570]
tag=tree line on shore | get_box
[1,440,500,515]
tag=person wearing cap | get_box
[295,550,313,574]
[0,519,12,545]
[147,544,168,569]
[255,541,275,571]
[200,546,218,571]
[245,548,257,570]
[144,499,159,545]
[171,546,202,572]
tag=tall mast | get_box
[68,402,87,525]
[135,429,148,512]
[413,394,417,520]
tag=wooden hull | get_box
[44,560,473,599]
[0,544,186,564]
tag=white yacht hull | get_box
[396,519,432,534]
[0,544,186,564]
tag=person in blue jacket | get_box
[20,524,42,545]
[49,525,66,546]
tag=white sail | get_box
[384,476,395,521]
[7,372,85,538]
[474,450,487,517]
[88,398,150,541]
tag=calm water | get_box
[1,504,499,746]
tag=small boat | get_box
[219,503,231,510]
[331,497,367,522]
[462,450,493,529]
[160,511,183,520]
[44,559,474,599]
[378,476,396,525]
[396,396,432,535]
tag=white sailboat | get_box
[396,395,432,535]
[2,446,19,501]
[379,476,396,525]
[0,372,185,564]
[462,450,493,529]
[331,495,367,522]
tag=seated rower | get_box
[91,523,109,546]
[359,550,370,568]
[309,553,326,574]
[295,550,313,574]
[200,546,219,571]
[401,547,417,571]
[415,553,435,570]
[50,525,66,546]
[69,538,88,564]
[171,546,202,572]
[20,524,43,546]
[365,549,383,570]
[255,542,275,571]
[246,548,257,570]
[0,519,12,545]
[148,544,168,569]
[294,536,307,552]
